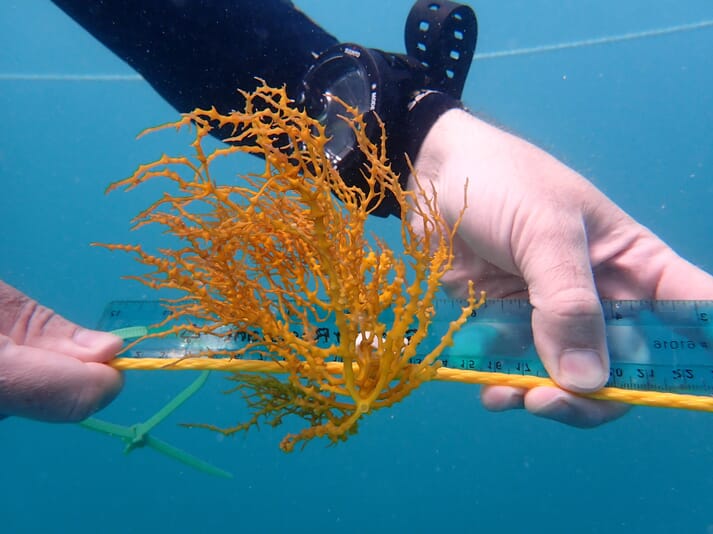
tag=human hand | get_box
[0,280,123,422]
[409,108,713,427]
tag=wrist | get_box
[410,107,473,191]
[297,1,478,218]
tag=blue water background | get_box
[2,1,713,532]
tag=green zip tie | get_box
[108,325,149,340]
[78,327,233,479]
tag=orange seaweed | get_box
[104,81,482,451]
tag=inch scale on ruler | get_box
[97,299,713,396]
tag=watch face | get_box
[322,65,369,163]
[302,52,375,164]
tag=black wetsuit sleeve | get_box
[50,0,339,114]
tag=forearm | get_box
[50,0,338,114]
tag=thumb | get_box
[0,335,123,421]
[0,280,121,363]
[519,217,609,393]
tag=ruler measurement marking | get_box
[99,299,713,396]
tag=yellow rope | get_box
[109,357,713,413]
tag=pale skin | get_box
[0,280,123,421]
[410,108,713,427]
[2,108,713,425]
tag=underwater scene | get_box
[2,1,713,532]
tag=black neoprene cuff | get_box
[382,91,463,218]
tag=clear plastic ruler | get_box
[98,299,713,396]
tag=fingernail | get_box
[74,328,122,351]
[558,349,607,391]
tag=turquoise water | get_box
[2,1,713,532]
